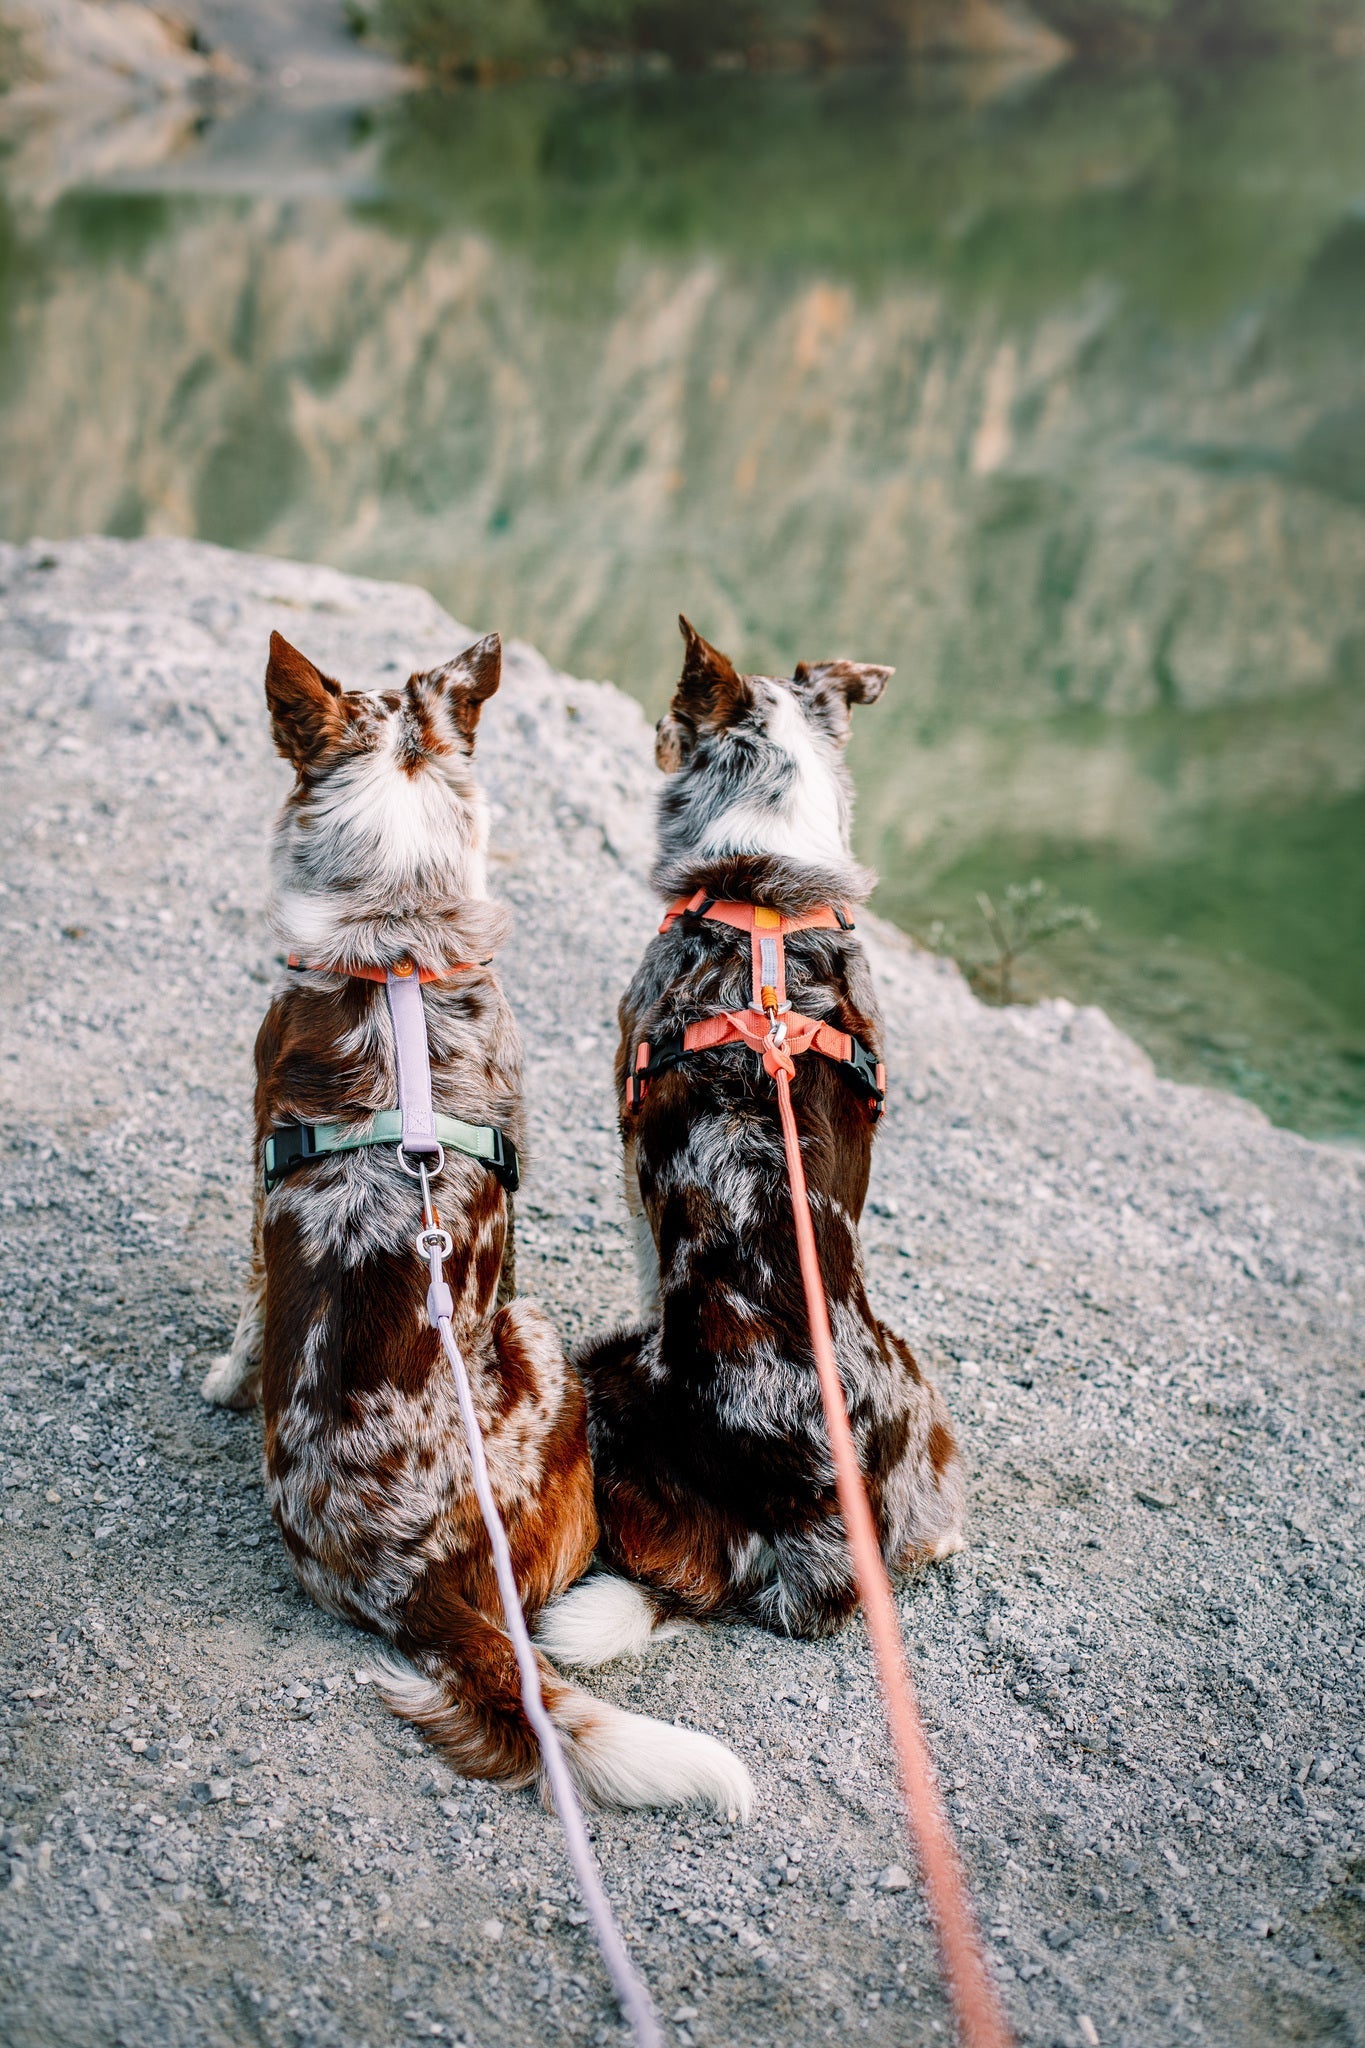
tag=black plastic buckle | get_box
[263,1123,318,1193]
[624,1033,687,1114]
[487,1128,521,1194]
[843,1036,887,1120]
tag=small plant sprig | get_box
[969,879,1098,1005]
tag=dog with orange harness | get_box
[539,618,965,1669]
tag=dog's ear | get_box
[655,711,689,773]
[793,658,893,707]
[265,631,349,769]
[657,617,750,770]
[409,632,502,746]
[677,616,745,716]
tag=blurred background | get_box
[1,0,1362,1141]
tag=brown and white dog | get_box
[202,629,750,1815]
[539,620,964,1668]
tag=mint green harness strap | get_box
[310,1109,504,1167]
[262,1112,519,1193]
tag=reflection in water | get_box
[0,61,1361,1136]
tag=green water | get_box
[1,57,1362,1136]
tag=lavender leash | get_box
[422,1237,662,2048]
[383,971,662,2048]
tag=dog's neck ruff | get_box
[265,956,519,1194]
[627,891,885,1117]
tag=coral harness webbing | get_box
[632,897,1013,2048]
[626,892,886,1118]
[282,958,663,2048]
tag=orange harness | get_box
[625,892,886,1117]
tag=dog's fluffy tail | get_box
[362,1596,751,1819]
[534,1572,675,1669]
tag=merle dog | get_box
[203,629,749,1815]
[538,619,965,1668]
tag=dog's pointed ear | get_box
[793,658,893,707]
[658,618,750,770]
[410,631,502,745]
[265,631,348,769]
[677,615,743,708]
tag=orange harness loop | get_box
[637,895,1013,2048]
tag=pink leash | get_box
[386,971,663,2048]
[771,1048,1013,2048]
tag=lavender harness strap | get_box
[388,969,663,2048]
[385,967,441,1156]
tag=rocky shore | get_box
[0,538,1361,2048]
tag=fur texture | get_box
[576,618,965,1641]
[204,630,751,1817]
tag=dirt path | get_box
[0,537,1361,2048]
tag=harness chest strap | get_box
[628,895,885,1117]
[263,1111,519,1194]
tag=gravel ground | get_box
[0,536,1362,2048]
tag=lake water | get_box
[2,56,1362,1138]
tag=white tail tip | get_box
[357,1648,444,1713]
[564,1698,754,1821]
[536,1573,668,1669]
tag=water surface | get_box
[1,58,1361,1135]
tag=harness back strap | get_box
[386,966,439,1157]
[268,954,518,1194]
[628,896,885,1118]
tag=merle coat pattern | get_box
[543,621,964,1660]
[202,630,750,1816]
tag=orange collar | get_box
[285,954,482,985]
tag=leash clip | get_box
[415,1224,453,1262]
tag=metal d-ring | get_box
[396,1142,446,1180]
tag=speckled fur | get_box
[204,631,750,1813]
[577,620,966,1640]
